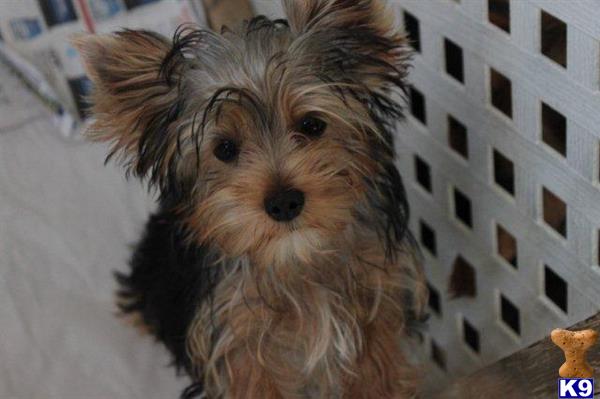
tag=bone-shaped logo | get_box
[551,328,598,378]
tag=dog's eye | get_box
[213,139,239,163]
[298,115,327,137]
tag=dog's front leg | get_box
[343,325,417,399]
[223,349,285,399]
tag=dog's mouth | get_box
[252,226,334,266]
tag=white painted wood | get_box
[396,0,600,384]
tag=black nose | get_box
[264,189,305,222]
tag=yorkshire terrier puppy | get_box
[75,0,426,397]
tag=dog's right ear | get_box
[72,30,185,187]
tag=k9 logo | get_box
[558,379,594,398]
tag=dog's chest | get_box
[193,266,365,397]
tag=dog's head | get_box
[75,0,412,266]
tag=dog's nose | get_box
[264,189,305,222]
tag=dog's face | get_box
[76,0,411,266]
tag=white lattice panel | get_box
[395,0,600,384]
[250,0,600,386]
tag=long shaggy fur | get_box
[74,1,427,398]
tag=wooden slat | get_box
[202,0,255,31]
[430,312,600,399]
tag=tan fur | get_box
[72,31,184,178]
[187,234,425,398]
[114,292,153,336]
[284,0,395,38]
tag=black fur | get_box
[116,206,221,397]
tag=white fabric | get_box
[0,65,186,398]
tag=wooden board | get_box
[430,312,600,398]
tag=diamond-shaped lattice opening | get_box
[493,149,515,195]
[500,294,521,335]
[544,264,568,313]
[410,86,427,125]
[543,187,567,238]
[448,115,469,159]
[427,281,441,316]
[445,38,464,83]
[453,188,473,228]
[496,223,517,268]
[541,10,567,67]
[541,102,567,157]
[414,155,432,193]
[488,0,510,33]
[449,256,476,298]
[404,11,421,53]
[463,318,480,353]
[420,219,437,256]
[490,68,512,118]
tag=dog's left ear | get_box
[283,0,395,38]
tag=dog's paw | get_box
[114,295,152,337]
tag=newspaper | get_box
[0,0,207,138]
[0,43,63,134]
